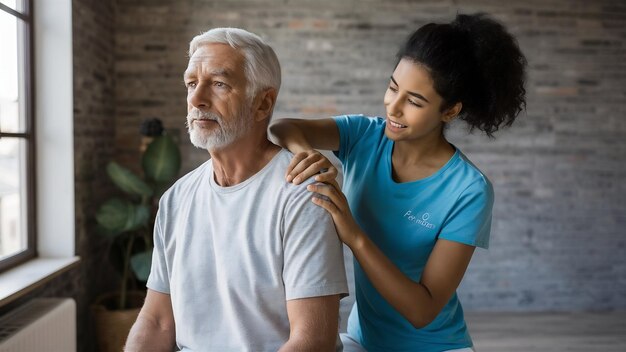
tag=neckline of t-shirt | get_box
[207,148,286,193]
[385,140,461,187]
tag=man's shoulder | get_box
[270,149,320,195]
[160,159,211,202]
[334,115,387,159]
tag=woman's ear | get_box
[442,102,462,123]
[253,88,278,122]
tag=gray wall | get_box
[113,0,626,311]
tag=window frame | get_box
[0,0,37,273]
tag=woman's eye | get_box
[388,85,398,92]
[408,99,422,108]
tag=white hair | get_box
[189,27,281,99]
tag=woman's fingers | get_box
[314,166,338,183]
[285,152,309,181]
[293,164,321,184]
[293,159,335,185]
[308,181,358,245]
[311,194,339,215]
[307,182,345,212]
[287,153,319,182]
[286,150,337,184]
[323,178,342,193]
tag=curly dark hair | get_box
[396,13,527,137]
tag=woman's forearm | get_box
[269,118,341,152]
[269,120,313,153]
[348,232,439,328]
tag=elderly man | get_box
[124,28,348,351]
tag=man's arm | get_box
[125,289,176,352]
[278,294,341,352]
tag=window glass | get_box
[0,0,32,270]
[0,1,24,14]
[0,9,26,134]
[0,138,27,259]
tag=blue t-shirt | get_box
[333,115,494,352]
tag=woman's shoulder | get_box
[450,150,494,197]
[334,114,388,146]
[436,148,492,193]
[334,114,385,131]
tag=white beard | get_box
[186,105,253,151]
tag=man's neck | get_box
[209,134,281,187]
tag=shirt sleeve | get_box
[333,115,380,164]
[146,202,171,294]
[281,181,349,300]
[438,178,494,249]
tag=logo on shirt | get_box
[403,210,436,230]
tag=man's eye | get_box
[186,82,197,88]
[214,81,226,88]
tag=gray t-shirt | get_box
[147,149,349,351]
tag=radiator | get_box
[0,298,76,352]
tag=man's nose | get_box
[188,84,212,109]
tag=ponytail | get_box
[397,13,527,137]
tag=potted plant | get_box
[92,118,181,352]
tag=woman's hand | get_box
[307,180,363,248]
[286,150,338,185]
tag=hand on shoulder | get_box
[286,150,338,185]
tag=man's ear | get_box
[442,102,462,123]
[253,88,278,122]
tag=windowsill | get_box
[0,256,80,308]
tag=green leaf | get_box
[142,135,181,182]
[107,162,153,197]
[131,249,153,282]
[95,199,150,234]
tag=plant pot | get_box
[92,291,146,352]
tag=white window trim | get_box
[0,0,78,308]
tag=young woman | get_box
[270,13,526,352]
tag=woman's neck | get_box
[391,135,455,183]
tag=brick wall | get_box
[72,0,119,349]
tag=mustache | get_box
[187,109,222,121]
[186,109,222,129]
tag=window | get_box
[0,0,76,307]
[0,0,35,272]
